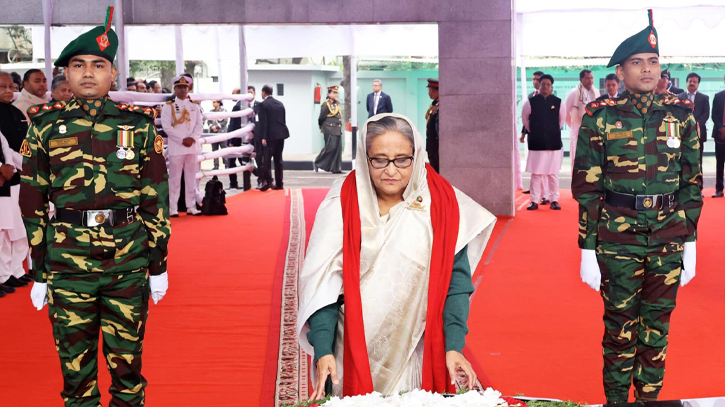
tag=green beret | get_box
[55,6,117,67]
[607,9,659,68]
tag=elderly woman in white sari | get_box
[297,113,497,399]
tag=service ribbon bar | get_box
[117,129,134,148]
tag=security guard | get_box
[425,78,440,172]
[572,10,702,403]
[161,75,203,216]
[19,7,171,406]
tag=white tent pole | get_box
[520,57,528,101]
[114,0,127,90]
[350,55,358,164]
[238,25,248,129]
[238,26,248,95]
[174,25,184,75]
[215,26,223,93]
[42,0,54,81]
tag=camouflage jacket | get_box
[19,98,171,282]
[572,92,703,250]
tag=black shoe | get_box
[260,183,272,192]
[712,191,724,198]
[332,171,346,174]
[227,185,239,191]
[550,201,561,210]
[540,198,550,205]
[526,202,538,210]
[272,185,284,190]
[19,274,34,283]
[0,284,15,294]
[170,214,179,218]
[4,276,27,288]
[313,163,318,173]
[0,290,5,298]
[522,190,530,194]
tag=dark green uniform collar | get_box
[60,96,120,120]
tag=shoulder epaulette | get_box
[165,99,173,105]
[191,100,199,105]
[585,99,616,116]
[116,103,156,119]
[662,97,692,110]
[27,101,66,121]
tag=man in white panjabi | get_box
[297,113,496,398]
[0,132,29,291]
[564,69,599,171]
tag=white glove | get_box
[30,282,48,311]
[149,272,168,304]
[680,241,696,287]
[580,249,601,291]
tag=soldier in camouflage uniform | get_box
[572,10,702,403]
[19,7,171,407]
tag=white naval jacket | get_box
[160,97,203,157]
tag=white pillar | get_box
[114,0,127,90]
[41,0,54,81]
[174,25,184,75]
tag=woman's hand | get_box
[309,354,338,401]
[445,350,477,390]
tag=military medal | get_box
[59,125,67,134]
[663,113,681,149]
[117,125,135,159]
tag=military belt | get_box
[604,190,677,211]
[55,207,137,227]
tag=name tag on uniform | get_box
[607,130,633,140]
[49,137,79,148]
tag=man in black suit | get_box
[227,86,262,191]
[366,79,393,118]
[595,73,621,102]
[678,73,710,188]
[711,74,725,197]
[662,69,683,95]
[257,84,290,191]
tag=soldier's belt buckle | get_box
[87,210,112,227]
[643,197,653,209]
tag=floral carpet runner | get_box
[275,188,310,406]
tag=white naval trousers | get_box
[168,154,198,213]
[0,233,27,283]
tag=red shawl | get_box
[339,164,460,395]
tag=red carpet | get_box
[467,189,725,403]
[2,187,723,405]
[0,189,288,406]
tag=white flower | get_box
[315,388,506,407]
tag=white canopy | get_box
[28,2,725,64]
[515,1,725,58]
[32,24,439,61]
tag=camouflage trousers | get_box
[596,240,683,403]
[47,270,150,407]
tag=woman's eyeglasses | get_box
[367,156,414,169]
